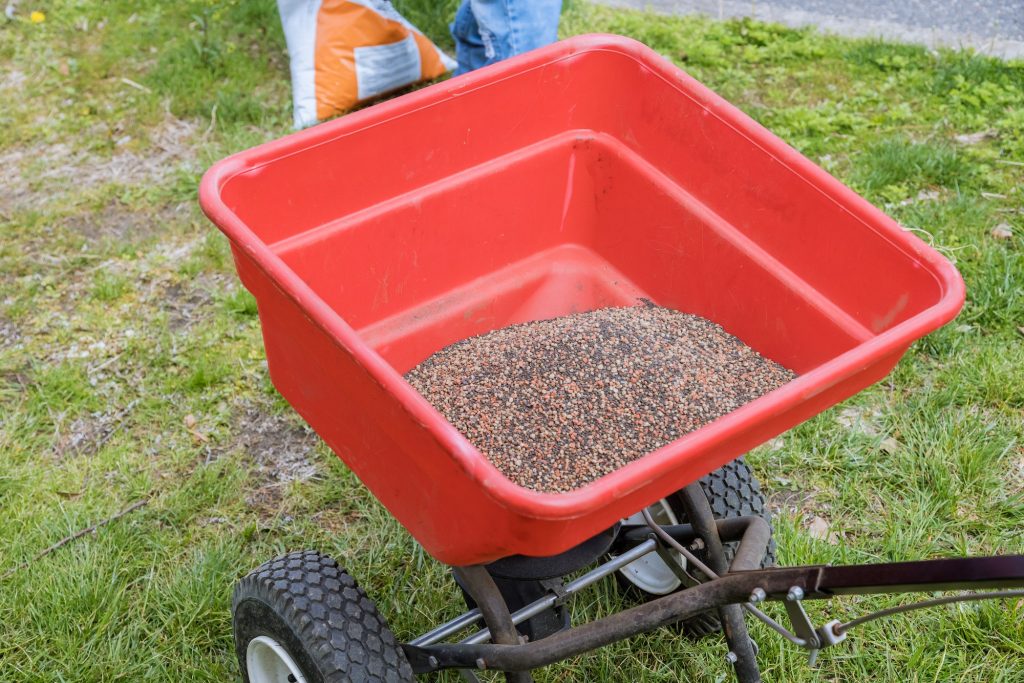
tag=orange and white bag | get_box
[278,0,456,128]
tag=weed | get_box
[91,269,131,302]
[221,289,258,318]
[854,137,967,197]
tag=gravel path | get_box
[406,305,794,492]
[591,0,1024,59]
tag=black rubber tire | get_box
[232,550,414,683]
[667,456,776,638]
[670,456,777,571]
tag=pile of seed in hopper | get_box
[405,304,795,493]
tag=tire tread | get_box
[233,550,413,683]
[670,457,776,638]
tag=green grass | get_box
[1,1,1022,681]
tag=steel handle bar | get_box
[405,557,1024,673]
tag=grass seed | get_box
[406,305,796,492]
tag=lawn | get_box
[0,1,1022,681]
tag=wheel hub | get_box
[615,499,686,594]
[246,635,307,683]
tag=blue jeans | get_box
[450,0,562,75]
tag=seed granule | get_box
[405,305,795,493]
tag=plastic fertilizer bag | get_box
[278,0,456,128]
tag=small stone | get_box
[898,189,940,206]
[836,406,880,437]
[954,130,997,145]
[807,516,832,541]
[990,224,1013,240]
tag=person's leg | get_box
[450,0,489,76]
[466,0,562,70]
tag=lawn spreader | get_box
[199,35,1024,683]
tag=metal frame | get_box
[676,483,759,681]
[402,487,1024,682]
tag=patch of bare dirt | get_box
[225,400,321,513]
[163,273,231,332]
[237,403,319,483]
[0,114,198,216]
[0,364,30,392]
[2,67,26,91]
[164,282,212,332]
[309,509,363,534]
[54,414,114,458]
[0,315,21,350]
[835,405,883,437]
[52,400,137,459]
[62,199,190,246]
[765,475,843,543]
[1010,447,1024,496]
[766,487,819,517]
